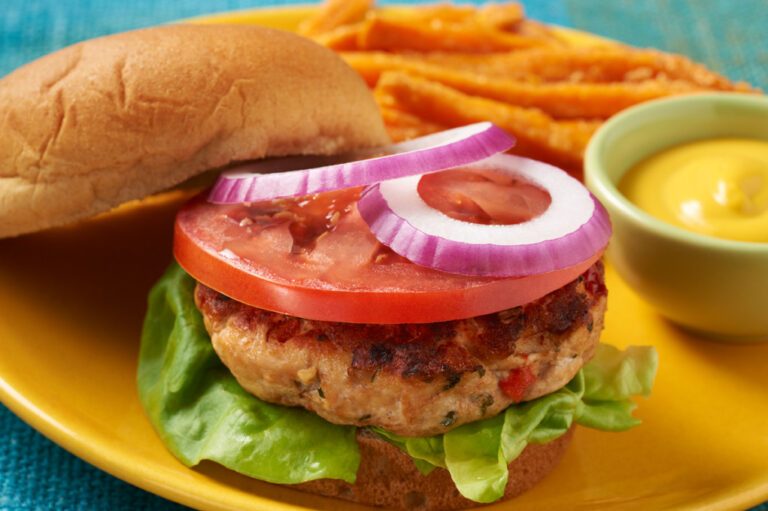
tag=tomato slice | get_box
[174,185,603,324]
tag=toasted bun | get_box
[293,427,574,510]
[0,24,389,238]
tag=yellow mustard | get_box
[619,138,768,243]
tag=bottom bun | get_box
[291,426,575,510]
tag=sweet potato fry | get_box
[408,47,756,91]
[313,22,366,51]
[357,11,559,53]
[343,47,755,106]
[378,105,448,142]
[405,69,705,119]
[356,55,707,119]
[340,51,539,87]
[515,20,563,41]
[476,3,525,31]
[305,0,760,178]
[375,72,599,175]
[298,0,373,37]
[376,4,478,24]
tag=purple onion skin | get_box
[358,183,611,278]
[208,123,515,204]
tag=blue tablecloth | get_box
[1,1,766,510]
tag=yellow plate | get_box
[1,6,767,511]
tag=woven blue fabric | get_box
[0,1,766,510]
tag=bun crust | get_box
[293,427,574,510]
[0,24,389,238]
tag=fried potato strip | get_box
[348,54,711,119]
[302,0,760,175]
[297,0,373,37]
[410,47,756,91]
[375,72,599,175]
[355,5,561,53]
[357,17,547,53]
[314,22,366,51]
[476,3,525,31]
[379,105,449,143]
[341,51,539,87]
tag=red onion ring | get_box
[207,122,514,203]
[357,154,612,277]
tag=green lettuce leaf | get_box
[371,428,444,475]
[576,343,658,431]
[137,263,359,484]
[137,263,658,501]
[369,346,658,503]
[582,343,658,400]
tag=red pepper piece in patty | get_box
[499,367,537,402]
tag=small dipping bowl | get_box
[585,93,768,343]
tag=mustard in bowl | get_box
[585,93,768,343]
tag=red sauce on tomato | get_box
[226,187,362,255]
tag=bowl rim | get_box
[584,92,768,254]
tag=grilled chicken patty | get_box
[196,262,607,437]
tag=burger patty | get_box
[195,262,607,437]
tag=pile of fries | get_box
[298,0,756,178]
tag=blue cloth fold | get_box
[0,1,765,509]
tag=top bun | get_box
[0,24,389,238]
